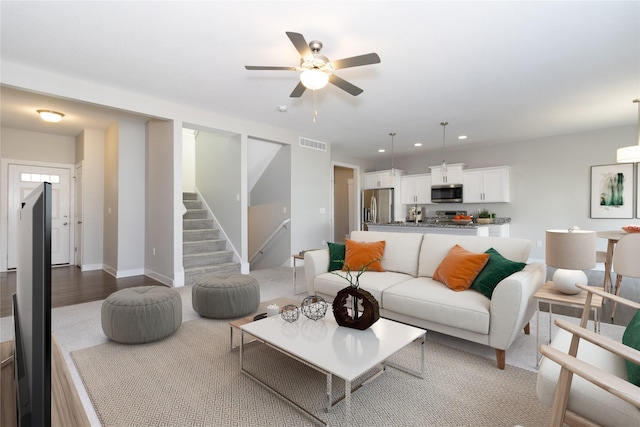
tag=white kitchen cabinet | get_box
[488,223,510,237]
[429,163,465,185]
[364,169,405,189]
[462,166,510,203]
[400,174,432,204]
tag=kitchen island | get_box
[365,218,511,237]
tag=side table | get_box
[533,281,603,367]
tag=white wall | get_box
[146,120,180,285]
[75,129,104,270]
[182,130,196,192]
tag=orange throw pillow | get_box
[433,245,490,291]
[343,239,385,272]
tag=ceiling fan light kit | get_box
[616,98,640,163]
[300,68,329,90]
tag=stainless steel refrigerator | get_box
[362,188,394,225]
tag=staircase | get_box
[183,192,240,285]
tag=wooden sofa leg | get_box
[496,349,506,370]
[524,322,530,335]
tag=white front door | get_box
[8,163,72,268]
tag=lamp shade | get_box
[300,69,329,90]
[545,229,596,270]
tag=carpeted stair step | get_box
[183,200,202,210]
[183,229,220,242]
[183,209,208,220]
[183,251,234,269]
[183,239,227,255]
[183,192,198,201]
[184,263,241,285]
[184,218,214,230]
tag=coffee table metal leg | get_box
[383,332,426,378]
[345,379,352,422]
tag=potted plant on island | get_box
[330,258,380,330]
[476,209,493,224]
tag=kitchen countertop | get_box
[366,218,511,229]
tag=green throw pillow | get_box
[327,242,345,271]
[622,310,640,386]
[470,248,526,299]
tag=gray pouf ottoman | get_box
[192,274,260,319]
[101,286,182,344]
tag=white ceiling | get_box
[1,1,639,160]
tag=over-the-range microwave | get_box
[431,184,463,203]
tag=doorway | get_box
[332,164,358,242]
[7,163,73,268]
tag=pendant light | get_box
[440,121,449,179]
[389,132,397,183]
[617,99,640,163]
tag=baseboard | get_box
[80,263,102,272]
[144,268,176,287]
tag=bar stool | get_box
[611,233,640,320]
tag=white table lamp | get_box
[545,229,596,294]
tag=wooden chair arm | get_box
[575,284,640,310]
[540,344,640,409]
[554,319,640,365]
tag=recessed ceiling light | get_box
[37,109,65,123]
[458,135,467,140]
[378,149,386,153]
[414,142,422,147]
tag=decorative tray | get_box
[622,225,640,233]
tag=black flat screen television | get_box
[13,182,52,427]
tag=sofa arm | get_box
[304,249,329,295]
[488,261,546,350]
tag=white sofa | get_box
[304,230,546,369]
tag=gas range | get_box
[435,210,468,224]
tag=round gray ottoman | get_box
[192,274,260,319]
[101,286,182,344]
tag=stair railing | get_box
[249,218,291,263]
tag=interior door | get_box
[8,163,72,268]
[75,164,83,266]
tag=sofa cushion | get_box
[350,231,424,276]
[622,310,640,386]
[314,271,414,303]
[327,242,345,271]
[343,239,385,272]
[471,248,527,299]
[418,234,533,278]
[433,245,490,291]
[383,278,491,334]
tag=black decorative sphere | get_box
[301,295,328,321]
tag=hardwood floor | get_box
[0,265,165,318]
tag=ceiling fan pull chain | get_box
[313,90,319,123]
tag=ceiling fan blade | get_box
[290,81,306,98]
[331,53,381,70]
[245,65,297,71]
[286,32,311,58]
[329,75,364,96]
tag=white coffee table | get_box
[240,311,426,425]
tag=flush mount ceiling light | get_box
[37,110,65,123]
[617,99,640,163]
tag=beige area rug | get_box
[71,317,550,427]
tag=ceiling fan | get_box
[245,32,381,98]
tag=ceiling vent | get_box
[299,137,327,152]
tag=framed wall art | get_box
[590,163,634,219]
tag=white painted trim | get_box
[80,263,103,272]
[145,268,175,287]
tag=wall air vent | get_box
[299,137,327,152]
